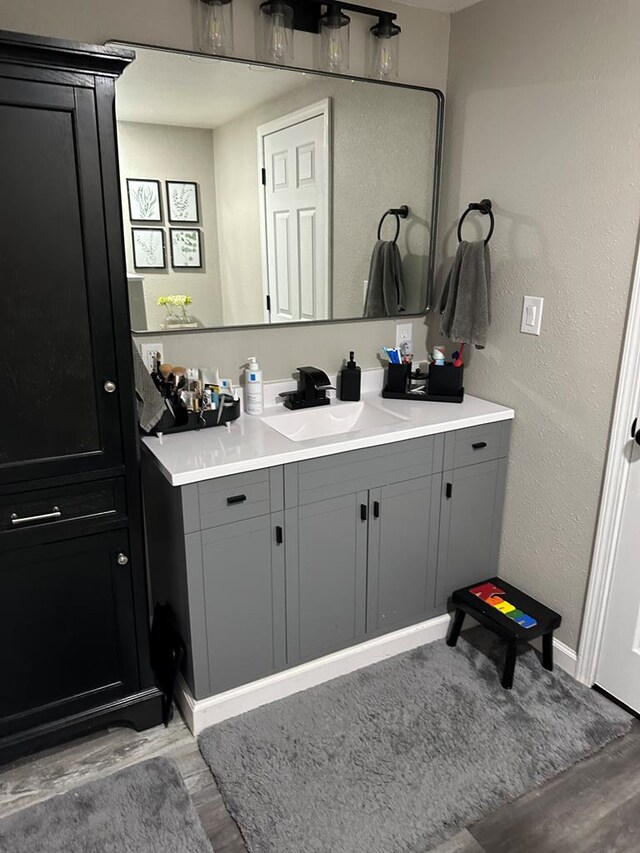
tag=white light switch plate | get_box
[140,342,164,373]
[521,296,544,336]
[395,323,413,353]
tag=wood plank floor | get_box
[1,712,638,852]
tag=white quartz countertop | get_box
[142,370,514,487]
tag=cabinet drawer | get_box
[446,422,510,469]
[287,434,443,507]
[0,479,126,546]
[197,467,283,530]
[0,480,126,533]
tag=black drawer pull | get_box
[446,483,453,499]
[11,506,61,526]
[275,525,283,545]
[472,441,488,450]
[226,494,247,506]
[373,501,380,519]
[360,503,367,521]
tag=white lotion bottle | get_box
[244,356,263,415]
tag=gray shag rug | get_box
[199,629,631,853]
[0,756,212,853]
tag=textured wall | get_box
[432,0,640,648]
[117,121,223,329]
[0,0,449,377]
[213,77,436,325]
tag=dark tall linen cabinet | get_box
[0,31,162,762]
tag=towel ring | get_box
[377,205,409,243]
[457,199,494,245]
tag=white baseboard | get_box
[176,614,579,736]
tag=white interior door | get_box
[259,102,329,323]
[596,435,640,712]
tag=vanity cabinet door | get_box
[366,475,441,635]
[285,492,368,664]
[0,530,139,737]
[435,458,508,607]
[201,514,286,694]
[0,77,123,486]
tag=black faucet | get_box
[279,366,334,410]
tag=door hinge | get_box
[261,167,266,186]
[446,482,453,499]
[266,294,271,312]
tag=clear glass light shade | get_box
[368,17,400,81]
[199,0,234,55]
[318,8,350,73]
[259,1,294,66]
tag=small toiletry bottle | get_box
[244,356,263,415]
[339,351,361,402]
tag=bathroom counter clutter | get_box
[142,371,514,486]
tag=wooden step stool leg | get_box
[542,631,554,671]
[446,609,465,647]
[502,637,518,689]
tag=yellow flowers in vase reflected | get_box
[157,294,194,328]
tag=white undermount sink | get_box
[261,400,408,443]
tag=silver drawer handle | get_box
[11,506,62,526]
[104,380,117,393]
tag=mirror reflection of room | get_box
[116,48,439,332]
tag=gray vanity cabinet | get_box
[201,514,286,693]
[143,419,512,703]
[283,435,443,664]
[284,492,368,663]
[435,422,511,607]
[366,475,442,635]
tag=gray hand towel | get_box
[440,240,491,348]
[364,240,406,317]
[132,342,165,433]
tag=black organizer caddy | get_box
[150,398,241,436]
[382,362,464,403]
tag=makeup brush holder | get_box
[149,398,241,436]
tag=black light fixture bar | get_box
[288,0,397,34]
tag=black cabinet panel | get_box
[0,78,122,486]
[0,32,162,760]
[0,530,139,734]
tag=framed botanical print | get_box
[170,228,202,269]
[127,179,162,222]
[132,228,166,270]
[166,181,199,223]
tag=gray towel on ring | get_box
[132,341,165,433]
[440,240,491,348]
[364,240,406,317]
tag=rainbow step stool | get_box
[446,577,562,690]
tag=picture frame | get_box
[132,228,166,270]
[127,179,162,222]
[170,228,202,269]
[166,181,199,223]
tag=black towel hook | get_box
[457,199,495,245]
[377,204,409,243]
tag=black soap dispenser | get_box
[339,351,361,401]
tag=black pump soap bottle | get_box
[338,351,361,401]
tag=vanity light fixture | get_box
[368,12,401,80]
[198,0,234,56]
[254,1,400,76]
[318,3,350,73]
[259,1,295,65]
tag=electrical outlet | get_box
[395,323,413,353]
[140,342,164,373]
